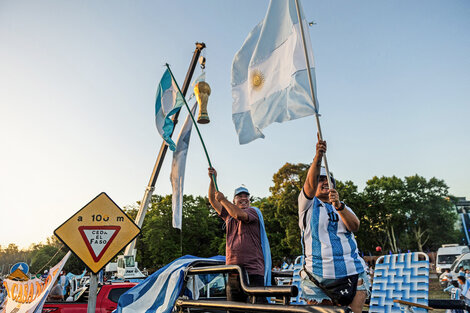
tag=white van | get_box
[436,244,470,273]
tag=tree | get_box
[361,175,459,253]
[267,163,309,259]
[135,194,224,270]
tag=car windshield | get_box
[439,254,459,264]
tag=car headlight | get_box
[436,267,441,273]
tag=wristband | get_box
[336,201,345,211]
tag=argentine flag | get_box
[155,69,184,151]
[231,0,318,144]
[116,255,225,313]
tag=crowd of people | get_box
[442,267,470,302]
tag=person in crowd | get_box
[47,280,64,302]
[458,267,465,277]
[444,281,464,313]
[298,135,369,313]
[208,167,270,303]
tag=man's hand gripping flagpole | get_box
[165,63,219,191]
[294,0,333,189]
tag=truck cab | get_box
[116,255,146,280]
[436,244,470,274]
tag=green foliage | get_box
[135,194,224,271]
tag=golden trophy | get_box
[194,81,211,124]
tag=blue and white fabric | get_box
[170,102,198,230]
[461,278,470,299]
[116,255,224,313]
[369,252,429,313]
[231,0,318,144]
[155,68,184,151]
[299,192,366,279]
[253,207,272,286]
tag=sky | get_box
[1,0,469,249]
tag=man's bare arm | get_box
[215,191,249,222]
[329,189,360,232]
[304,134,326,198]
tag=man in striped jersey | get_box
[298,136,369,313]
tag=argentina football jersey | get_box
[299,190,367,279]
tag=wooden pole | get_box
[294,0,333,188]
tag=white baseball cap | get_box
[234,186,250,197]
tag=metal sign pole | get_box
[87,272,98,313]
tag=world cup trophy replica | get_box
[194,81,211,124]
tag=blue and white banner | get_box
[155,69,184,151]
[231,0,318,144]
[116,255,224,313]
[170,103,198,229]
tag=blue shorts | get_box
[300,270,371,303]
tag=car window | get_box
[108,288,132,303]
[198,274,227,298]
[438,254,459,264]
[454,259,470,273]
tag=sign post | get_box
[54,192,140,312]
[87,272,99,313]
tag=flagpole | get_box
[165,63,219,191]
[294,0,333,189]
[124,43,205,258]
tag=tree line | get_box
[0,162,461,274]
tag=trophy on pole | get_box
[194,81,211,124]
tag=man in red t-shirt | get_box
[208,167,266,303]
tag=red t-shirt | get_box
[219,207,265,276]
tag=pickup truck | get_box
[42,282,136,313]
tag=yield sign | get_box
[78,226,121,262]
[54,192,140,273]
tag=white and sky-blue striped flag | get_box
[231,0,318,144]
[155,69,184,151]
[116,255,225,313]
[170,102,198,229]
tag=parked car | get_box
[42,282,136,313]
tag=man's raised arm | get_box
[304,134,326,198]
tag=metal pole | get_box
[294,0,333,189]
[124,42,206,257]
[87,272,98,313]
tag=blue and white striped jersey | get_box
[299,190,367,279]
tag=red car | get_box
[42,282,136,313]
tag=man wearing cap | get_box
[298,137,369,313]
[208,167,270,303]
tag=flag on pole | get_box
[231,0,318,144]
[170,102,198,230]
[155,69,184,151]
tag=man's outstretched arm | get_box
[304,134,326,198]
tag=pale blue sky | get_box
[1,0,469,248]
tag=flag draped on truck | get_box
[116,255,225,313]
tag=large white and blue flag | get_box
[170,102,198,229]
[231,0,318,144]
[116,255,225,313]
[155,69,184,151]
